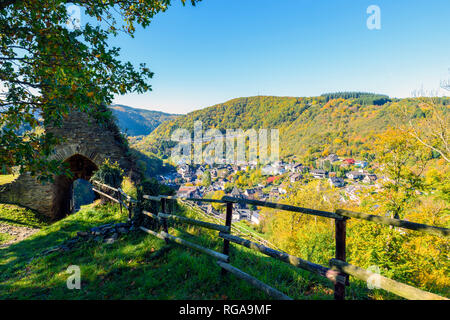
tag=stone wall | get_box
[47,111,132,170]
[0,111,135,220]
[0,173,54,216]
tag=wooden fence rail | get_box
[216,261,293,300]
[92,187,120,204]
[140,226,229,262]
[143,195,162,201]
[143,194,449,300]
[329,259,448,300]
[218,232,347,285]
[158,195,449,238]
[91,180,134,220]
[222,196,344,220]
[92,182,449,301]
[336,209,449,238]
[158,212,231,233]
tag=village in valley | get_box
[156,153,383,226]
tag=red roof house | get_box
[343,158,355,165]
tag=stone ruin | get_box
[0,110,135,220]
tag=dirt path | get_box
[0,223,40,248]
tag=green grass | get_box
[0,201,377,300]
[0,174,16,186]
[0,232,14,245]
[0,204,50,228]
[233,220,265,238]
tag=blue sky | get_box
[101,0,450,114]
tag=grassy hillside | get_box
[0,201,383,300]
[109,104,179,137]
[132,95,406,161]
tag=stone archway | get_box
[0,110,135,220]
[52,154,99,219]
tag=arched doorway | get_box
[52,154,99,219]
[72,178,96,213]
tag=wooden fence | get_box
[179,198,282,250]
[91,180,137,220]
[92,180,449,301]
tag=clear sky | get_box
[103,0,450,114]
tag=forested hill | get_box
[132,94,449,162]
[109,104,179,136]
[133,96,314,158]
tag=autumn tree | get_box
[394,98,449,163]
[206,190,225,212]
[0,0,198,181]
[201,170,211,187]
[371,128,430,219]
[262,179,339,261]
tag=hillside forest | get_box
[129,94,449,297]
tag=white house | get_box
[346,171,364,180]
[311,169,328,179]
[177,164,190,176]
[327,154,340,163]
[363,173,377,184]
[251,212,260,225]
[261,163,286,175]
[329,177,345,188]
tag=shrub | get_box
[137,178,175,201]
[91,159,124,188]
[121,176,137,199]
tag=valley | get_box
[116,94,449,298]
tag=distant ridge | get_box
[320,92,391,105]
[130,95,406,160]
[109,104,179,136]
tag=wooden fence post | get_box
[128,202,132,221]
[221,202,233,275]
[170,198,175,214]
[334,217,348,300]
[117,189,122,214]
[161,197,169,243]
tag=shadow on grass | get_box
[0,203,51,228]
[0,217,43,229]
[0,202,377,300]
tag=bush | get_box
[137,178,175,201]
[90,159,124,188]
[121,176,137,199]
[136,178,175,230]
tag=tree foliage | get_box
[394,98,449,163]
[137,95,450,165]
[371,128,430,219]
[90,158,124,188]
[0,0,199,181]
[202,170,211,187]
[321,92,391,105]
